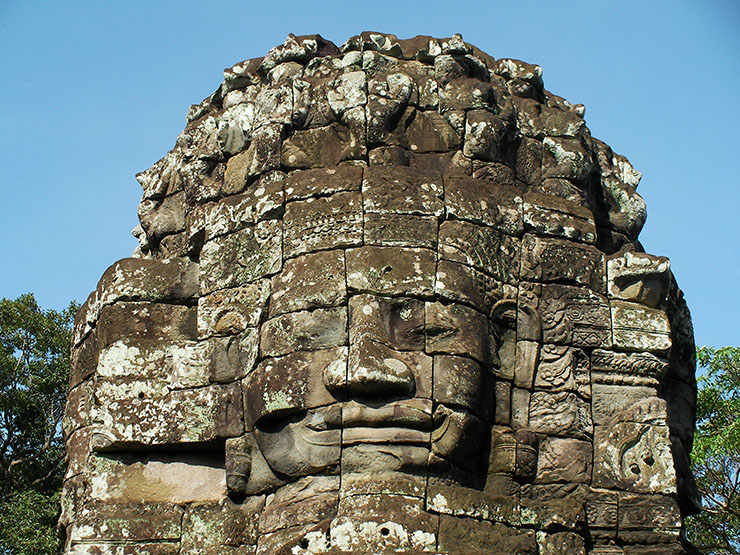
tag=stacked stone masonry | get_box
[62,33,699,554]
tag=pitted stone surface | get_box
[62,33,698,554]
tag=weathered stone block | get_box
[529,283,611,348]
[96,302,197,350]
[463,109,509,162]
[363,165,444,216]
[70,325,98,387]
[435,259,503,315]
[434,355,489,418]
[535,437,592,484]
[591,384,663,426]
[68,502,183,547]
[200,221,282,294]
[284,165,362,201]
[182,498,263,551]
[439,220,521,283]
[97,257,199,305]
[63,380,94,438]
[244,347,345,426]
[611,300,672,353]
[607,251,670,308]
[283,191,363,257]
[591,349,668,387]
[541,136,593,182]
[593,421,677,494]
[534,344,590,398]
[269,249,346,316]
[438,516,537,553]
[535,531,587,555]
[259,306,347,357]
[198,280,270,338]
[520,234,605,292]
[426,478,521,525]
[87,454,227,503]
[395,108,462,153]
[259,476,338,535]
[347,340,432,399]
[332,494,438,552]
[445,176,523,235]
[208,329,259,383]
[618,494,682,544]
[523,192,597,243]
[349,294,424,351]
[346,246,436,297]
[364,212,438,248]
[494,380,512,425]
[282,121,364,168]
[425,301,489,365]
[511,387,531,429]
[519,483,588,530]
[529,391,592,439]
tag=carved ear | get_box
[516,304,542,342]
[490,299,517,327]
[490,299,541,341]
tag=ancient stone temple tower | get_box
[61,33,699,554]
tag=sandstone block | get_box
[349,294,424,351]
[439,220,520,283]
[535,437,592,484]
[244,347,345,426]
[364,212,438,248]
[200,221,282,294]
[534,344,590,398]
[529,391,592,439]
[198,280,270,338]
[363,165,444,216]
[284,165,362,201]
[283,191,363,257]
[346,246,436,297]
[269,249,346,316]
[259,306,347,358]
[523,192,597,243]
[463,109,508,162]
[520,234,605,292]
[97,257,199,305]
[611,301,672,353]
[607,251,670,307]
[593,422,677,494]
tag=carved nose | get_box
[325,339,415,399]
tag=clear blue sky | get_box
[1,1,737,349]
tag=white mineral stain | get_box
[429,493,449,512]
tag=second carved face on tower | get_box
[243,245,500,481]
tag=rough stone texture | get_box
[63,33,698,554]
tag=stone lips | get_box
[62,32,698,554]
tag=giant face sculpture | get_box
[212,164,523,499]
[235,170,510,487]
[61,33,698,554]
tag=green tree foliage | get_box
[0,294,77,555]
[686,346,740,554]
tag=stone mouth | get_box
[341,427,431,446]
[340,399,433,431]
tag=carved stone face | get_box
[62,33,697,554]
[240,208,506,484]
